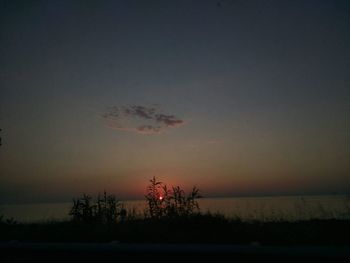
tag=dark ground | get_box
[1,216,350,245]
[1,216,350,262]
[1,242,350,263]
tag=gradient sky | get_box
[1,0,350,204]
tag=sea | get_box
[1,195,349,223]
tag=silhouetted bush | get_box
[69,191,124,224]
[0,214,17,225]
[145,177,202,219]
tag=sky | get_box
[1,0,350,204]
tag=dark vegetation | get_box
[145,177,201,218]
[69,191,124,224]
[1,177,350,245]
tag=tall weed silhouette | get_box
[69,191,123,224]
[145,177,202,219]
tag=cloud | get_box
[101,106,120,118]
[137,125,162,134]
[155,114,185,127]
[102,104,186,135]
[123,105,156,119]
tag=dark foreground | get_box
[2,216,350,262]
[1,216,350,245]
[1,242,350,263]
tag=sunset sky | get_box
[1,0,350,204]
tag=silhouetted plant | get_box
[145,176,202,219]
[69,191,122,224]
[5,217,17,225]
[145,177,164,218]
[0,215,17,225]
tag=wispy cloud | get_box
[137,125,162,134]
[155,114,185,127]
[102,104,186,134]
[124,105,156,119]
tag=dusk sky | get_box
[1,0,350,204]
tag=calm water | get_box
[1,195,349,222]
